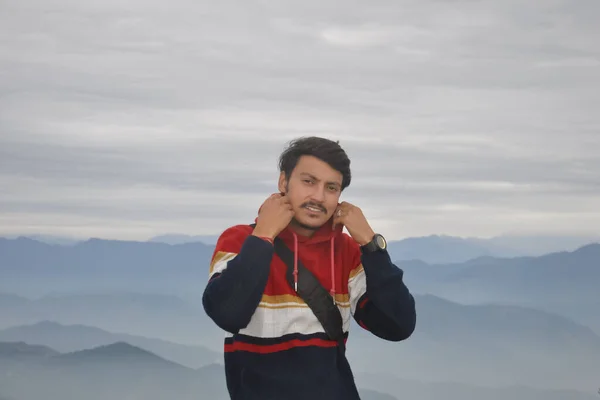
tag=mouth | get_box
[304,205,325,214]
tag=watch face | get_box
[375,235,387,249]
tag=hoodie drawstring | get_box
[291,233,336,305]
[330,237,336,305]
[293,233,298,292]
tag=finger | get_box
[332,210,344,228]
[333,217,344,229]
[286,209,295,220]
[267,193,281,202]
[261,195,277,207]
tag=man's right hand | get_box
[252,193,295,239]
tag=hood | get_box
[254,196,343,303]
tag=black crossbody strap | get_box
[249,224,346,353]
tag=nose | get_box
[311,184,326,203]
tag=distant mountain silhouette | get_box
[413,293,600,342]
[3,234,82,246]
[347,293,600,391]
[0,320,219,368]
[0,236,215,298]
[356,372,598,400]
[3,236,598,300]
[2,289,598,391]
[386,234,496,263]
[0,341,402,400]
[0,292,223,347]
[0,341,59,358]
[0,293,29,308]
[2,235,599,396]
[145,231,600,262]
[0,341,595,400]
[398,243,600,329]
[54,341,186,368]
[149,234,220,245]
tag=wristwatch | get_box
[360,233,387,253]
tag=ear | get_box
[277,172,287,193]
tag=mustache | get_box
[302,203,327,213]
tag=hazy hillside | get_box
[3,237,598,303]
[400,243,600,293]
[2,234,82,246]
[149,234,220,245]
[0,292,222,346]
[145,232,600,263]
[0,341,212,400]
[1,342,596,400]
[398,243,600,332]
[0,342,395,400]
[1,236,599,396]
[0,321,220,369]
[356,372,599,400]
[0,237,215,298]
[446,243,599,292]
[346,294,600,391]
[2,291,598,391]
[0,341,59,358]
[386,235,497,263]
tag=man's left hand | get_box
[333,201,376,246]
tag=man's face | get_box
[278,155,343,232]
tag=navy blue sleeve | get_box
[202,231,274,334]
[352,248,416,341]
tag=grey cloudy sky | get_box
[1,0,599,241]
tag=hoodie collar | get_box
[278,217,343,245]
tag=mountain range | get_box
[2,236,598,333]
[346,293,600,390]
[0,292,219,346]
[1,291,598,392]
[0,236,214,299]
[397,243,600,333]
[1,235,599,397]
[0,321,219,369]
[6,232,600,263]
[1,341,597,400]
[0,341,398,400]
[150,232,600,262]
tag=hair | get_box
[278,136,351,190]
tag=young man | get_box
[202,137,416,400]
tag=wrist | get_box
[252,227,276,241]
[357,230,376,246]
[254,236,274,245]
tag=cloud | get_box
[1,0,599,240]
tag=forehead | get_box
[293,155,342,184]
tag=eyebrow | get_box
[300,172,341,187]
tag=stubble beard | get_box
[291,216,321,232]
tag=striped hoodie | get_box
[202,216,416,400]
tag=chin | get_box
[293,217,324,231]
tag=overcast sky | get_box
[1,0,599,241]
